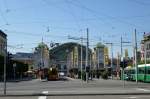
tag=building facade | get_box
[93,43,105,69]
[12,52,34,71]
[141,32,150,62]
[0,30,7,56]
[33,42,49,69]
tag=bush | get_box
[101,71,108,80]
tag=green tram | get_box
[121,64,150,82]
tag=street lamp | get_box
[13,63,16,81]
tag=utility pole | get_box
[97,48,100,74]
[132,31,135,69]
[111,43,113,79]
[77,45,79,71]
[4,39,7,95]
[144,32,147,81]
[90,52,92,80]
[117,52,120,79]
[40,37,44,80]
[121,37,123,58]
[121,36,125,87]
[86,28,89,83]
[81,38,83,81]
[134,29,138,83]
[121,36,131,87]
[42,37,44,68]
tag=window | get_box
[147,70,150,74]
[138,68,144,74]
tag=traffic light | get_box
[120,60,128,69]
[124,60,128,68]
[86,67,90,72]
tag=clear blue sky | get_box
[0,0,150,57]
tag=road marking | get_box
[38,91,48,99]
[137,88,150,92]
[122,96,150,99]
[42,91,48,94]
[121,96,137,99]
[38,96,47,99]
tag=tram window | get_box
[131,70,135,74]
[139,68,144,74]
[124,70,128,74]
[147,69,150,74]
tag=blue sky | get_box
[0,0,150,57]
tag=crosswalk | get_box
[38,91,48,99]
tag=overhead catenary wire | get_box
[0,6,8,25]
[67,0,144,30]
[64,0,115,28]
[64,0,81,29]
[127,0,150,6]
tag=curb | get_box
[0,93,150,97]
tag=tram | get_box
[121,64,150,82]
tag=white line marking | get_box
[122,96,150,99]
[38,91,48,99]
[42,91,48,94]
[38,96,47,99]
[137,88,150,92]
[121,96,137,99]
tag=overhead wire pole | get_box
[121,36,131,88]
[144,32,147,82]
[86,28,89,83]
[132,30,135,70]
[134,29,138,83]
[97,47,100,76]
[121,36,125,88]
[81,38,83,81]
[4,38,7,95]
[111,43,113,79]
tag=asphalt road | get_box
[0,77,150,95]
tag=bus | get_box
[121,64,150,82]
